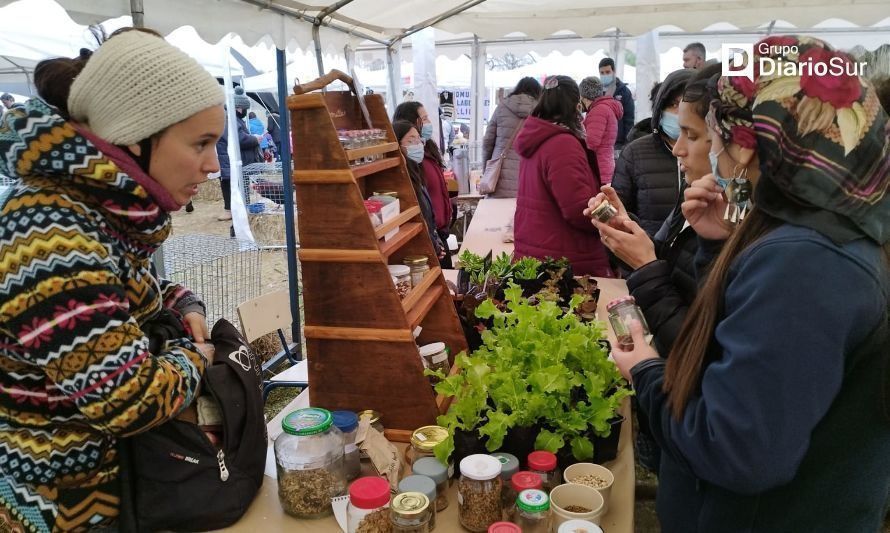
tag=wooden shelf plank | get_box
[299,249,382,263]
[375,206,421,239]
[288,93,326,110]
[406,284,444,329]
[402,266,442,313]
[304,325,414,342]
[384,429,414,443]
[345,142,399,161]
[351,156,401,179]
[379,222,423,258]
[292,169,355,184]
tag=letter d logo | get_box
[722,43,754,82]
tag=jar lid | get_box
[388,265,411,277]
[528,450,557,471]
[348,476,390,509]
[410,425,448,451]
[589,199,615,217]
[332,410,359,433]
[418,342,447,358]
[373,190,399,198]
[398,475,436,501]
[281,408,332,436]
[411,457,448,483]
[460,454,502,481]
[403,255,429,266]
[488,522,522,533]
[606,295,636,311]
[357,410,382,425]
[492,452,519,479]
[511,471,542,492]
[391,492,429,516]
[516,489,550,513]
[558,520,604,533]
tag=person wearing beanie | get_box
[0,28,223,531]
[216,85,261,220]
[579,75,623,184]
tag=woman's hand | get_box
[194,342,216,365]
[682,174,735,241]
[593,216,657,270]
[584,185,628,231]
[183,311,210,343]
[611,320,660,382]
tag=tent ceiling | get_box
[0,0,887,50]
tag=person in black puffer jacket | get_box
[612,69,693,237]
[586,64,725,473]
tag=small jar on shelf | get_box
[373,190,399,199]
[398,475,438,530]
[347,476,391,533]
[411,457,449,512]
[403,255,430,287]
[407,425,448,466]
[365,200,383,228]
[390,492,432,533]
[527,451,560,493]
[418,343,450,383]
[389,265,412,299]
[458,454,503,532]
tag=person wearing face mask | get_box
[392,119,446,263]
[613,36,890,531]
[585,63,725,474]
[598,58,635,152]
[580,76,623,185]
[0,28,220,531]
[611,68,694,238]
[394,101,453,267]
[215,86,261,221]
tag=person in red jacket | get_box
[514,75,612,277]
[580,76,623,184]
[394,101,454,267]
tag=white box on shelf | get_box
[380,199,400,241]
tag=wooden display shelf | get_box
[345,142,399,162]
[375,205,421,239]
[288,81,468,434]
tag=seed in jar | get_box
[458,477,502,531]
[571,473,610,489]
[564,505,592,513]
[356,508,392,533]
[278,468,343,517]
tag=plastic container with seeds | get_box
[332,410,361,482]
[403,255,430,287]
[408,426,448,466]
[274,408,347,519]
[389,265,412,299]
[347,476,391,533]
[527,451,560,493]
[491,452,519,513]
[417,343,450,383]
[503,471,542,521]
[458,454,503,532]
[398,475,438,530]
[514,489,550,533]
[390,492,432,533]
[411,457,449,512]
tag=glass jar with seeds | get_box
[347,476,392,533]
[390,492,432,533]
[514,489,551,533]
[411,457,449,512]
[407,425,448,466]
[274,408,347,519]
[458,454,503,532]
[398,475,438,530]
[332,410,361,482]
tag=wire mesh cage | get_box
[241,162,296,247]
[160,234,262,327]
[0,173,16,205]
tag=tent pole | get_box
[130,0,144,28]
[239,0,388,45]
[276,47,302,345]
[386,40,403,113]
[312,24,326,77]
[395,0,489,41]
[470,35,486,167]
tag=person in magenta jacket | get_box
[514,75,612,277]
[580,76,623,185]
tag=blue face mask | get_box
[601,74,614,86]
[709,147,728,188]
[406,144,425,164]
[420,122,433,141]
[660,111,680,140]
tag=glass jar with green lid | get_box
[274,408,347,518]
[403,255,430,286]
[514,489,551,533]
[408,425,448,466]
[390,491,432,533]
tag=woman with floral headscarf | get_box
[611,36,890,531]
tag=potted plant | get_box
[429,283,633,469]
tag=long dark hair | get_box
[510,77,542,99]
[681,62,722,118]
[393,101,445,167]
[531,75,584,139]
[392,119,424,185]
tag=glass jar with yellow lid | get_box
[407,425,448,466]
[403,255,430,286]
[390,492,432,533]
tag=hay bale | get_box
[195,178,223,202]
[250,332,280,363]
[248,212,287,245]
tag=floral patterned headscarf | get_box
[714,35,890,244]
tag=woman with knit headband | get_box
[612,36,890,531]
[0,29,224,530]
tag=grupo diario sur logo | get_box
[721,41,867,81]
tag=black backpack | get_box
[119,318,267,532]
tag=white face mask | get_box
[406,144,424,164]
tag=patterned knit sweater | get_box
[0,99,206,532]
